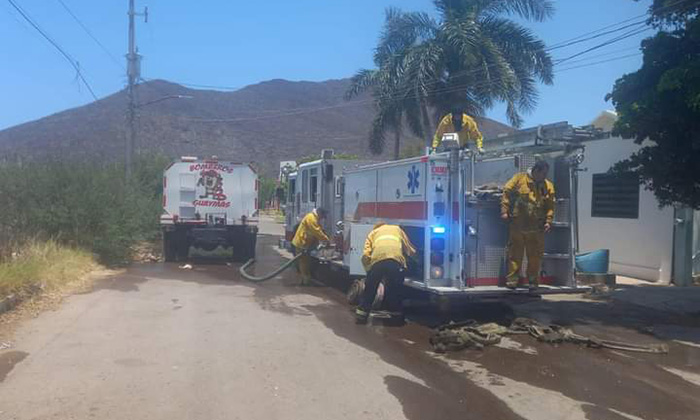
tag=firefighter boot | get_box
[528,275,539,292]
[355,308,369,325]
[506,275,519,289]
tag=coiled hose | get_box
[239,253,303,283]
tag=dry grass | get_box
[0,240,99,299]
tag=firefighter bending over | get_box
[355,223,417,325]
[432,107,484,152]
[501,160,555,290]
[291,208,330,286]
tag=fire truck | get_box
[161,157,259,262]
[284,122,605,297]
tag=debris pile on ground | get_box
[131,242,161,263]
[430,317,669,354]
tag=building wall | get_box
[577,136,674,282]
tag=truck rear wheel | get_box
[176,238,190,262]
[163,231,177,262]
[232,231,256,262]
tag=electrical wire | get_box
[147,0,695,123]
[6,0,98,101]
[56,0,123,69]
[546,20,647,52]
[557,53,643,73]
[555,26,653,66]
[552,46,640,66]
[545,0,693,50]
[178,53,643,125]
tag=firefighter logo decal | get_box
[197,169,227,201]
[407,165,420,195]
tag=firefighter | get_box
[432,107,484,152]
[355,223,417,325]
[291,208,330,286]
[501,160,555,290]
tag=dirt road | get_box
[1,218,699,419]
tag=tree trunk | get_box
[393,130,401,160]
[421,102,433,149]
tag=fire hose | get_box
[239,245,330,283]
[239,253,303,283]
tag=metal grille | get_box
[518,154,538,172]
[477,245,507,277]
[554,199,570,223]
[591,173,639,219]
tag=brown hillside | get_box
[0,78,513,176]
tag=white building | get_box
[577,111,685,283]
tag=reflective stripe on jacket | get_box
[432,113,484,150]
[361,225,417,272]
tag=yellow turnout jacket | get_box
[361,224,417,272]
[292,211,330,250]
[501,172,555,232]
[432,113,484,150]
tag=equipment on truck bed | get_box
[161,156,259,262]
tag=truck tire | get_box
[175,229,190,262]
[245,232,257,260]
[163,231,176,262]
[232,231,256,262]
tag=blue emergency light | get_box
[432,225,446,234]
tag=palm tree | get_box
[346,8,428,159]
[348,0,554,155]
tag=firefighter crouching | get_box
[355,223,417,325]
[432,106,484,153]
[501,160,555,290]
[291,208,330,286]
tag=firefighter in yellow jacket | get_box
[501,160,555,290]
[355,223,417,325]
[432,108,484,152]
[291,208,330,285]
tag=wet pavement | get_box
[0,218,699,419]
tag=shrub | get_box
[0,155,169,264]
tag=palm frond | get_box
[374,9,438,66]
[480,17,553,83]
[345,69,379,100]
[479,0,555,22]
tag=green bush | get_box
[0,155,169,264]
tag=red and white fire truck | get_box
[161,156,259,262]
[284,122,604,297]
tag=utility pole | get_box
[125,0,147,178]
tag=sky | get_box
[0,0,653,131]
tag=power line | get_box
[555,26,653,66]
[174,43,645,124]
[175,81,241,91]
[546,20,647,52]
[546,0,693,50]
[552,46,640,65]
[6,0,98,100]
[557,53,643,72]
[178,53,644,125]
[56,0,123,69]
[149,0,691,124]
[140,76,242,91]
